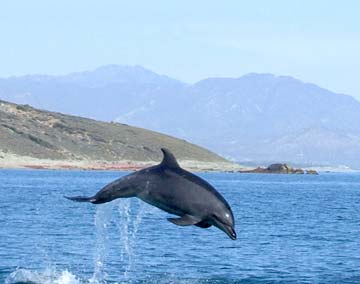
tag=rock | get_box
[306,169,319,175]
[267,163,291,173]
[240,163,309,174]
[293,168,305,174]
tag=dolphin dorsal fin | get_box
[160,148,180,169]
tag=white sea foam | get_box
[5,268,81,284]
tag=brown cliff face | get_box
[0,100,240,171]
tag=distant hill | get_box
[0,65,186,122]
[0,100,239,171]
[1,65,360,169]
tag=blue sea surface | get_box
[0,169,359,284]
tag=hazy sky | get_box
[1,0,359,99]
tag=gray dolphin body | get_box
[66,148,236,240]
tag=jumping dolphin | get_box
[65,148,236,240]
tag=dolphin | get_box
[65,148,236,240]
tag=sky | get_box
[1,0,360,100]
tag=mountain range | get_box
[1,65,359,169]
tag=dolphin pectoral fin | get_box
[195,221,212,228]
[167,214,202,226]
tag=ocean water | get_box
[0,169,360,284]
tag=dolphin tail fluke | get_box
[64,196,95,203]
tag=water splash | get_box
[5,200,149,284]
[117,199,131,265]
[5,268,81,284]
[87,198,148,283]
[89,203,114,284]
[115,199,148,280]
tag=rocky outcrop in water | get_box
[240,163,318,174]
[305,169,319,175]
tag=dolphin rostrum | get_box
[65,148,236,240]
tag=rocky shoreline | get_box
[0,150,320,174]
[0,151,245,172]
[0,153,320,174]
